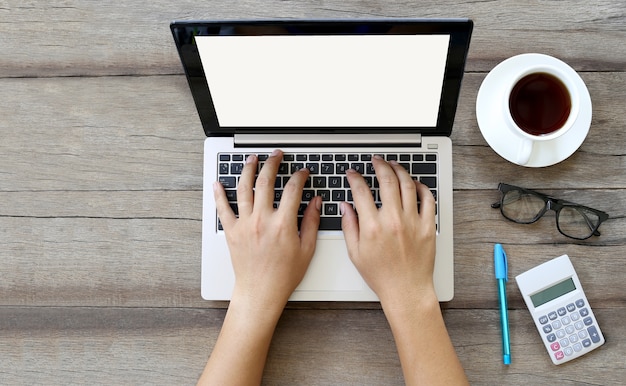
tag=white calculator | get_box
[515,254,605,365]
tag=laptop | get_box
[170,19,473,302]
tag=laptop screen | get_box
[196,35,449,128]
[171,20,473,136]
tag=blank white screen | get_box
[196,34,449,127]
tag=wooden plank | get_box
[1,189,624,308]
[1,307,624,384]
[0,1,624,77]
[1,73,624,193]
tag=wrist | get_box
[229,287,287,327]
[379,287,440,321]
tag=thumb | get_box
[299,196,321,256]
[340,202,360,258]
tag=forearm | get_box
[197,295,285,386]
[381,291,468,386]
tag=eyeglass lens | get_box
[557,206,602,239]
[501,190,545,223]
[501,189,601,239]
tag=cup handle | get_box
[516,137,533,165]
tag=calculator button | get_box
[547,333,557,342]
[543,325,553,334]
[561,316,571,325]
[554,351,565,361]
[564,347,574,356]
[566,326,575,335]
[557,307,567,317]
[582,339,592,348]
[575,321,584,330]
[571,312,580,321]
[575,299,585,308]
[566,303,576,312]
[560,338,570,347]
[588,326,601,343]
[550,342,560,351]
[539,315,549,325]
[579,308,589,317]
[556,329,566,339]
[583,317,593,326]
[569,334,579,343]
[573,343,583,352]
[548,311,558,320]
[552,320,562,329]
[578,330,588,339]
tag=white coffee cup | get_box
[503,54,580,165]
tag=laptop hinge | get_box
[234,133,422,147]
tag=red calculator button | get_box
[550,342,560,351]
[555,351,565,361]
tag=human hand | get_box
[213,149,321,312]
[341,155,437,307]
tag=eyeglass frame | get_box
[491,183,610,240]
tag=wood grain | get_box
[1,0,625,384]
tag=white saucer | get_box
[476,54,592,167]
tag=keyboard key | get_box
[306,163,320,174]
[325,203,338,216]
[332,190,346,201]
[230,163,244,174]
[319,217,342,230]
[318,190,331,201]
[412,163,437,175]
[336,163,349,174]
[313,177,326,188]
[321,163,334,174]
[329,176,342,188]
[218,176,237,188]
[420,176,437,188]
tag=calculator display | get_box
[531,278,576,307]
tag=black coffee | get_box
[509,72,571,136]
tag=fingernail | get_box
[212,181,221,191]
[316,197,322,212]
[389,160,399,166]
[340,202,346,216]
[270,149,281,157]
[246,154,257,163]
[374,154,384,160]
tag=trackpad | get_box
[295,238,368,292]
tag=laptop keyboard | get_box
[217,152,438,231]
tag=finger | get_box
[254,149,283,212]
[278,167,310,216]
[236,154,258,217]
[213,181,237,230]
[299,196,321,257]
[389,160,418,213]
[345,169,377,219]
[416,181,436,219]
[372,156,401,211]
[340,201,360,260]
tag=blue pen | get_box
[494,243,511,365]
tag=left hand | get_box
[213,149,321,311]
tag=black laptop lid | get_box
[170,19,473,137]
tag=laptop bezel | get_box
[170,19,473,138]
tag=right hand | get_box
[341,155,438,306]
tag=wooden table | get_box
[1,1,624,384]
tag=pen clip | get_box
[494,243,508,281]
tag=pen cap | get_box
[494,243,508,280]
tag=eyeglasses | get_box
[491,183,609,240]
